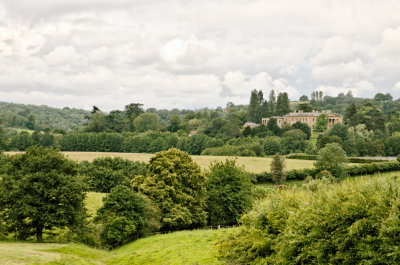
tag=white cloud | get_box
[312,59,371,83]
[279,64,298,76]
[394,81,400,91]
[1,0,400,110]
[222,71,298,103]
[310,36,354,66]
[317,80,376,97]
[45,45,84,66]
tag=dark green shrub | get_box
[94,185,160,248]
[263,137,281,155]
[78,157,147,192]
[201,145,256,157]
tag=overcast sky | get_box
[1,0,400,111]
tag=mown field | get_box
[60,152,315,173]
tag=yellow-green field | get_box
[6,151,315,173]
[85,192,106,219]
[60,152,315,173]
[0,229,234,264]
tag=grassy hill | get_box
[0,102,89,131]
[0,229,234,264]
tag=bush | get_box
[263,137,281,155]
[201,145,256,157]
[94,185,160,248]
[286,154,387,164]
[315,143,348,178]
[206,159,252,226]
[252,161,400,184]
[218,175,400,264]
[78,157,147,192]
[286,153,317,160]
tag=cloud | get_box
[1,0,400,111]
[222,71,299,103]
[317,80,376,97]
[45,45,84,66]
[394,82,400,91]
[312,59,372,83]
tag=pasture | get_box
[60,151,315,173]
[0,229,234,264]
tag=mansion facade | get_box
[261,110,343,130]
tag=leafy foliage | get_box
[315,143,348,178]
[206,159,252,226]
[78,157,147,192]
[315,113,328,131]
[132,148,207,230]
[270,154,286,184]
[0,102,89,131]
[218,175,400,264]
[0,147,86,242]
[94,185,160,247]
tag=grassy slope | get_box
[85,192,106,219]
[0,229,235,265]
[107,229,232,265]
[59,151,315,173]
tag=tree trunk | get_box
[36,227,43,243]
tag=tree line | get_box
[2,91,400,158]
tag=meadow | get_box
[60,152,315,173]
[0,229,234,264]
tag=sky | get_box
[1,0,400,111]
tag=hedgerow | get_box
[253,161,400,183]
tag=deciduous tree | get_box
[132,148,207,230]
[206,159,252,226]
[0,147,86,242]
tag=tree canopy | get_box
[0,147,86,242]
[132,148,207,230]
[206,159,252,226]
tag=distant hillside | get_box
[0,102,89,131]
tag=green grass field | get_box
[0,229,235,264]
[59,152,315,173]
[85,192,106,219]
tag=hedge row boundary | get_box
[253,161,400,183]
[286,153,388,163]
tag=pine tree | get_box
[311,91,316,101]
[248,89,259,122]
[276,92,290,116]
[269,90,276,116]
[281,92,290,114]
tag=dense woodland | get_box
[2,91,400,158]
